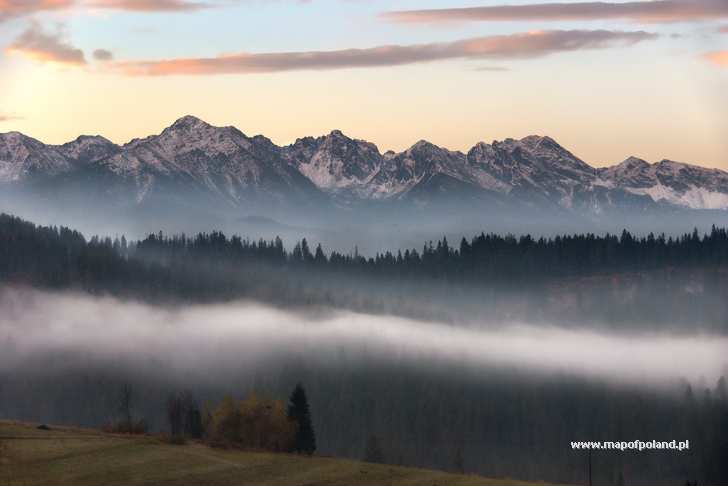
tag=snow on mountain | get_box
[57,135,120,164]
[2,116,727,213]
[96,115,322,205]
[599,158,728,210]
[0,132,75,182]
[466,135,596,207]
[282,130,382,199]
[365,140,480,200]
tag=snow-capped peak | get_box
[598,157,728,210]
[167,115,212,132]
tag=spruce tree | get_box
[364,434,385,464]
[287,383,316,455]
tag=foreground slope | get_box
[0,421,569,486]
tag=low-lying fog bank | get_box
[1,286,725,386]
[2,286,726,485]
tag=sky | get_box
[0,0,727,168]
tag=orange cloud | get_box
[6,22,86,66]
[86,0,209,11]
[115,29,657,76]
[0,114,23,122]
[382,0,728,25]
[0,0,72,22]
[704,50,728,66]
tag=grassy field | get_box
[0,421,569,486]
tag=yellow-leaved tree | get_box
[208,393,295,452]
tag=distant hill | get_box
[0,421,570,486]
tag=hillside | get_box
[0,421,569,486]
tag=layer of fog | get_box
[1,287,726,386]
[6,193,728,255]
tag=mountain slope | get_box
[283,130,382,200]
[599,157,728,210]
[95,115,324,207]
[0,132,76,182]
[466,136,596,206]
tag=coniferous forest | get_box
[2,212,728,329]
[1,212,727,486]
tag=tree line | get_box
[4,211,728,291]
[133,225,728,282]
[5,212,728,329]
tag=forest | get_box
[5,212,728,286]
[2,212,728,329]
[1,212,728,485]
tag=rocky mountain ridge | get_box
[2,115,727,212]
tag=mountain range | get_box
[2,115,728,221]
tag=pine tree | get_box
[287,383,316,455]
[453,444,465,474]
[364,434,385,464]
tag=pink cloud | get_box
[115,29,656,76]
[6,22,86,65]
[0,0,73,22]
[0,114,23,122]
[85,0,211,11]
[382,1,728,25]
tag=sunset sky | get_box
[1,0,727,168]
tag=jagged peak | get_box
[0,131,45,147]
[298,129,382,156]
[653,159,714,174]
[520,134,548,143]
[1,131,31,140]
[408,140,442,152]
[319,129,356,145]
[656,159,688,167]
[519,135,568,153]
[63,134,115,146]
[615,156,651,169]
[166,115,212,131]
[250,133,276,146]
[654,160,728,177]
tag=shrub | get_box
[207,394,295,452]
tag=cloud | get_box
[114,29,656,76]
[0,0,73,23]
[85,0,211,11]
[93,48,114,61]
[704,50,728,66]
[2,288,727,385]
[5,22,86,65]
[0,114,23,122]
[382,0,728,25]
[472,65,510,72]
[0,0,218,20]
